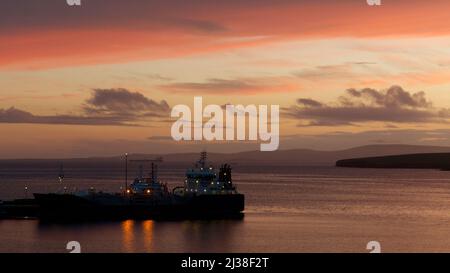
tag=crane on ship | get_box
[123,154,166,195]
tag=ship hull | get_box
[33,193,244,221]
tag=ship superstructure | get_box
[184,152,237,195]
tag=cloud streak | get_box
[0,107,131,126]
[160,77,299,95]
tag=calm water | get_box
[2,164,450,253]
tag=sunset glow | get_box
[2,0,450,158]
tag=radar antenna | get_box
[198,151,207,169]
[58,163,65,183]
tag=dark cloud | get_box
[83,88,169,117]
[284,85,448,126]
[0,88,170,126]
[344,85,432,108]
[296,98,323,108]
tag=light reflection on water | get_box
[122,220,135,252]
[142,220,153,253]
[120,220,155,252]
[5,218,245,253]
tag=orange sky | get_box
[1,0,450,158]
[2,0,450,69]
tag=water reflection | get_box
[121,220,155,252]
[142,220,154,252]
[118,218,243,252]
[177,220,243,252]
[121,220,135,252]
[21,217,244,252]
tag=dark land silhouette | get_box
[336,153,450,170]
[2,144,450,168]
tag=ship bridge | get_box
[184,152,236,195]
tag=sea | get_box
[1,163,450,253]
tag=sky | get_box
[2,0,450,158]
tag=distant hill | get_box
[336,153,450,170]
[2,144,450,168]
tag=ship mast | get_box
[58,163,65,183]
[198,151,207,169]
[125,153,128,192]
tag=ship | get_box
[31,152,245,220]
